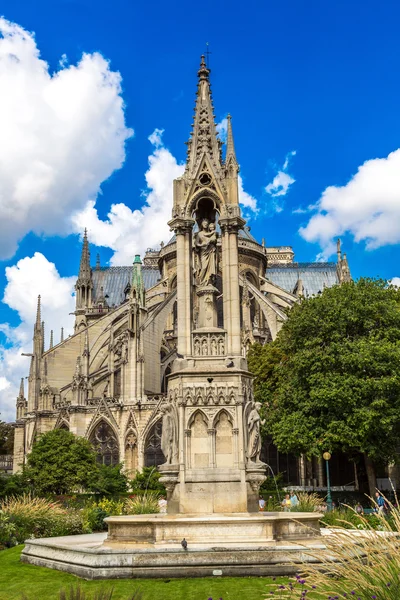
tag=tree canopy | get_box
[25,428,97,495]
[0,421,14,455]
[248,278,400,490]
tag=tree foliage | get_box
[87,463,128,496]
[0,421,14,455]
[248,278,400,467]
[25,429,97,495]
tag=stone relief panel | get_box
[190,411,209,469]
[215,411,233,468]
[192,332,226,356]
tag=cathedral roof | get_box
[266,262,339,297]
[92,266,160,307]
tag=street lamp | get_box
[323,451,333,512]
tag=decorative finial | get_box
[35,295,41,327]
[198,54,210,80]
[50,330,53,349]
[60,327,64,342]
[96,253,100,270]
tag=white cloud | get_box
[0,253,75,421]
[265,151,296,200]
[300,149,400,258]
[239,176,258,213]
[0,17,132,260]
[390,277,400,288]
[72,131,185,265]
[216,118,228,141]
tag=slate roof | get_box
[266,262,339,297]
[92,267,161,307]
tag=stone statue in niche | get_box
[218,338,224,355]
[194,219,218,286]
[201,338,208,355]
[211,337,217,356]
[247,401,265,464]
[160,403,178,464]
[194,338,201,356]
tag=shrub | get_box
[82,498,125,532]
[129,467,165,493]
[0,512,18,548]
[124,492,160,515]
[87,464,129,496]
[0,494,84,542]
[290,492,325,512]
[291,498,400,599]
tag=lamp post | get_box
[323,451,333,512]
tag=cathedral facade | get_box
[13,57,351,491]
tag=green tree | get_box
[0,421,14,455]
[248,278,400,495]
[88,463,128,495]
[25,429,97,495]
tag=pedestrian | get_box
[375,491,385,515]
[158,495,167,513]
[281,494,291,512]
[289,491,299,509]
[355,502,363,515]
[259,495,266,511]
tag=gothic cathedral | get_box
[13,57,351,494]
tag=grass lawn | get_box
[0,546,280,600]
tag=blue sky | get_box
[0,0,400,419]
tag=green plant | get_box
[82,498,124,532]
[129,467,165,493]
[24,429,97,495]
[298,497,400,599]
[124,492,159,515]
[0,495,84,542]
[0,512,18,548]
[290,492,324,512]
[87,464,128,496]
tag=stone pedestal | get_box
[196,284,219,329]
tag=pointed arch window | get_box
[144,421,165,467]
[89,421,119,466]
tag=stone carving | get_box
[247,401,264,464]
[192,333,226,357]
[160,403,178,465]
[194,219,218,286]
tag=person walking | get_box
[289,491,299,509]
[375,491,385,515]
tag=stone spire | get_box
[225,114,239,172]
[131,255,145,307]
[75,229,93,328]
[49,330,53,349]
[77,228,91,285]
[60,327,64,343]
[35,295,41,334]
[16,377,27,420]
[185,55,223,176]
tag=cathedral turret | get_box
[27,295,44,412]
[184,55,223,178]
[224,114,239,206]
[75,229,93,330]
[336,238,352,283]
[16,378,27,420]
